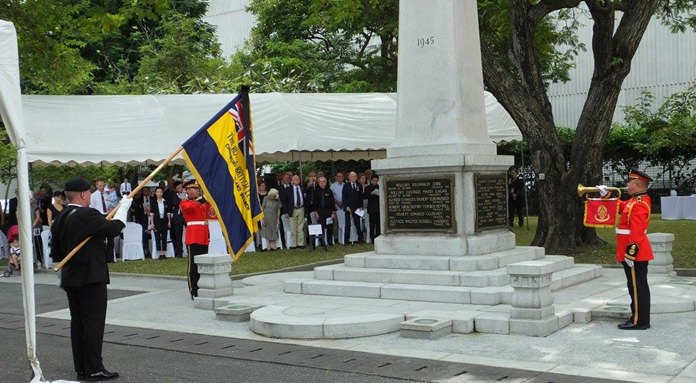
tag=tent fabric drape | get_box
[22,92,521,166]
[0,19,46,382]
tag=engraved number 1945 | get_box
[417,36,435,47]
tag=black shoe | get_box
[618,322,650,330]
[85,369,119,381]
[76,371,86,381]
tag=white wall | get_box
[548,12,696,128]
[204,0,256,60]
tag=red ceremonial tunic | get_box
[615,193,653,262]
[180,198,211,246]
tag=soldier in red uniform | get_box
[180,179,210,300]
[601,168,653,330]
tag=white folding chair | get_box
[121,222,145,261]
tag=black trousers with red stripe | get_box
[187,244,208,298]
[622,260,650,326]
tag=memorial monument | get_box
[373,0,512,257]
[244,0,609,338]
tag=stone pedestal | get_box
[194,254,233,309]
[648,233,675,274]
[507,261,558,336]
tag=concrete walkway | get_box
[4,268,696,383]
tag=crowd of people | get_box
[258,169,381,250]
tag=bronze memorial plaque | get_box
[475,173,508,231]
[385,176,454,232]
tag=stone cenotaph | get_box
[373,0,513,255]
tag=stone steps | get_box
[315,254,574,288]
[285,263,602,305]
[344,246,545,272]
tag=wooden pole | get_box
[54,147,184,272]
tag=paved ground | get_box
[2,269,695,383]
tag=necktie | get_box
[101,192,107,212]
[353,183,356,191]
[295,186,301,207]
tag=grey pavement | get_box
[2,269,695,383]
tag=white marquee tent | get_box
[22,92,521,166]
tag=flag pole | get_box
[54,146,184,272]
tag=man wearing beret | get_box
[600,168,654,330]
[179,179,210,299]
[50,177,132,381]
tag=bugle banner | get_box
[583,198,619,228]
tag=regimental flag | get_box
[583,198,619,228]
[181,86,263,260]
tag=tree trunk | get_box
[480,1,660,252]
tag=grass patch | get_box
[512,215,696,268]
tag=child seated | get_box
[3,225,20,277]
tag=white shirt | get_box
[90,190,108,215]
[120,181,132,195]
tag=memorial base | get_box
[372,153,513,257]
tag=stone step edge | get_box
[249,305,404,339]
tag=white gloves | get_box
[112,196,133,224]
[625,259,634,268]
[596,185,609,197]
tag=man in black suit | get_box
[364,174,381,241]
[281,174,307,248]
[278,172,293,248]
[342,171,364,244]
[50,177,131,382]
[131,187,153,258]
[168,181,186,258]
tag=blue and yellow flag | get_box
[181,87,263,260]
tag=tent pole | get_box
[54,146,183,271]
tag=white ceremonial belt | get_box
[615,229,630,235]
[187,221,207,226]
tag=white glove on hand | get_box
[625,259,634,268]
[112,196,133,224]
[597,185,609,197]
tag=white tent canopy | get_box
[23,92,521,166]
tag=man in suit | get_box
[364,174,381,240]
[89,180,116,262]
[168,181,186,258]
[342,171,364,244]
[278,172,293,248]
[282,174,306,249]
[131,187,153,258]
[50,177,131,382]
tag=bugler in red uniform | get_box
[180,179,210,300]
[180,196,211,246]
[615,193,653,263]
[614,168,653,331]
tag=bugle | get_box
[577,184,623,199]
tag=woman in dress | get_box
[149,186,171,260]
[47,190,65,226]
[261,188,281,251]
[256,182,268,248]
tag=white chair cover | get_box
[40,229,51,268]
[121,222,145,261]
[208,220,227,254]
